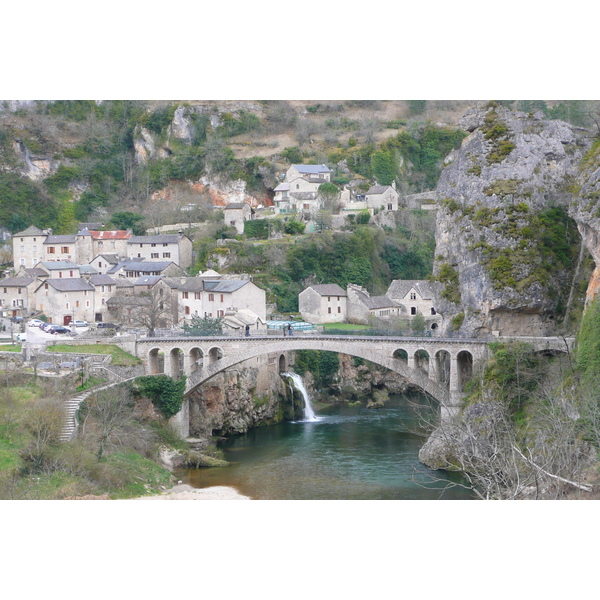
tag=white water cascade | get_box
[284,372,318,421]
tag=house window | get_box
[61,247,69,254]
[209,293,214,301]
[33,245,37,253]
[47,247,55,254]
[411,307,417,315]
[194,292,201,300]
[20,245,24,252]
[151,243,156,247]
[2,288,5,294]
[388,204,393,211]
[410,293,416,300]
[217,310,224,317]
[69,271,73,277]
[151,253,159,258]
[86,301,90,308]
[328,296,331,302]
[185,306,190,315]
[163,243,168,247]
[338,306,341,313]
[220,294,224,303]
[76,301,80,308]
[163,253,171,258]
[431,308,437,315]
[59,272,62,278]
[66,302,70,309]
[182,292,189,299]
[328,307,332,314]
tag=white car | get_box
[28,319,44,328]
[73,320,88,327]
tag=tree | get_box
[182,314,223,336]
[318,182,341,213]
[22,399,65,471]
[79,387,136,461]
[112,288,172,336]
[370,150,397,185]
[109,211,146,235]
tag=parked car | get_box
[96,322,119,330]
[73,320,88,327]
[11,316,24,323]
[40,322,54,332]
[28,319,44,328]
[46,326,70,335]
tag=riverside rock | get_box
[432,103,591,336]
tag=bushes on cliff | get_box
[136,375,187,420]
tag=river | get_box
[176,392,475,500]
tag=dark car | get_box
[10,316,24,323]
[47,326,70,335]
[97,322,119,329]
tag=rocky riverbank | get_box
[132,483,251,500]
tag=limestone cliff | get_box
[568,139,600,304]
[432,102,590,336]
[187,361,291,437]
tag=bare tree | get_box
[22,398,65,471]
[79,387,136,461]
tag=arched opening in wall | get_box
[430,323,438,331]
[393,349,408,362]
[457,350,473,391]
[148,348,164,374]
[435,350,451,387]
[208,347,223,365]
[278,354,287,372]
[415,349,429,373]
[169,348,184,379]
[189,347,204,373]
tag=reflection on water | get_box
[177,394,475,500]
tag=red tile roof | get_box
[90,230,132,240]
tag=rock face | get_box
[568,140,600,303]
[432,103,590,336]
[187,362,291,437]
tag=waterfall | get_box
[284,372,318,421]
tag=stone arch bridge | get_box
[123,334,572,435]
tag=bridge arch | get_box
[168,347,185,379]
[188,347,204,373]
[278,354,287,372]
[457,350,473,391]
[183,338,452,405]
[148,347,164,375]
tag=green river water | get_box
[177,393,475,500]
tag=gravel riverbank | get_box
[133,483,251,500]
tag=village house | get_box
[273,164,331,216]
[0,276,37,319]
[224,202,253,235]
[298,284,347,324]
[179,277,266,322]
[127,233,192,269]
[88,253,120,275]
[88,274,118,322]
[122,261,186,279]
[38,261,80,279]
[12,225,46,268]
[386,279,441,331]
[88,229,131,260]
[33,277,97,325]
[346,283,401,325]
[365,182,400,210]
[365,183,400,211]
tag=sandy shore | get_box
[133,483,252,500]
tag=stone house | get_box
[365,183,400,211]
[346,283,401,325]
[127,233,193,269]
[12,225,46,268]
[179,277,266,322]
[298,284,347,324]
[33,277,97,325]
[0,276,37,319]
[122,261,186,279]
[273,164,331,216]
[88,229,131,261]
[224,202,252,235]
[38,261,80,279]
[88,274,118,322]
[386,279,441,331]
[89,253,120,275]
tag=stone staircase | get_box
[59,376,141,442]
